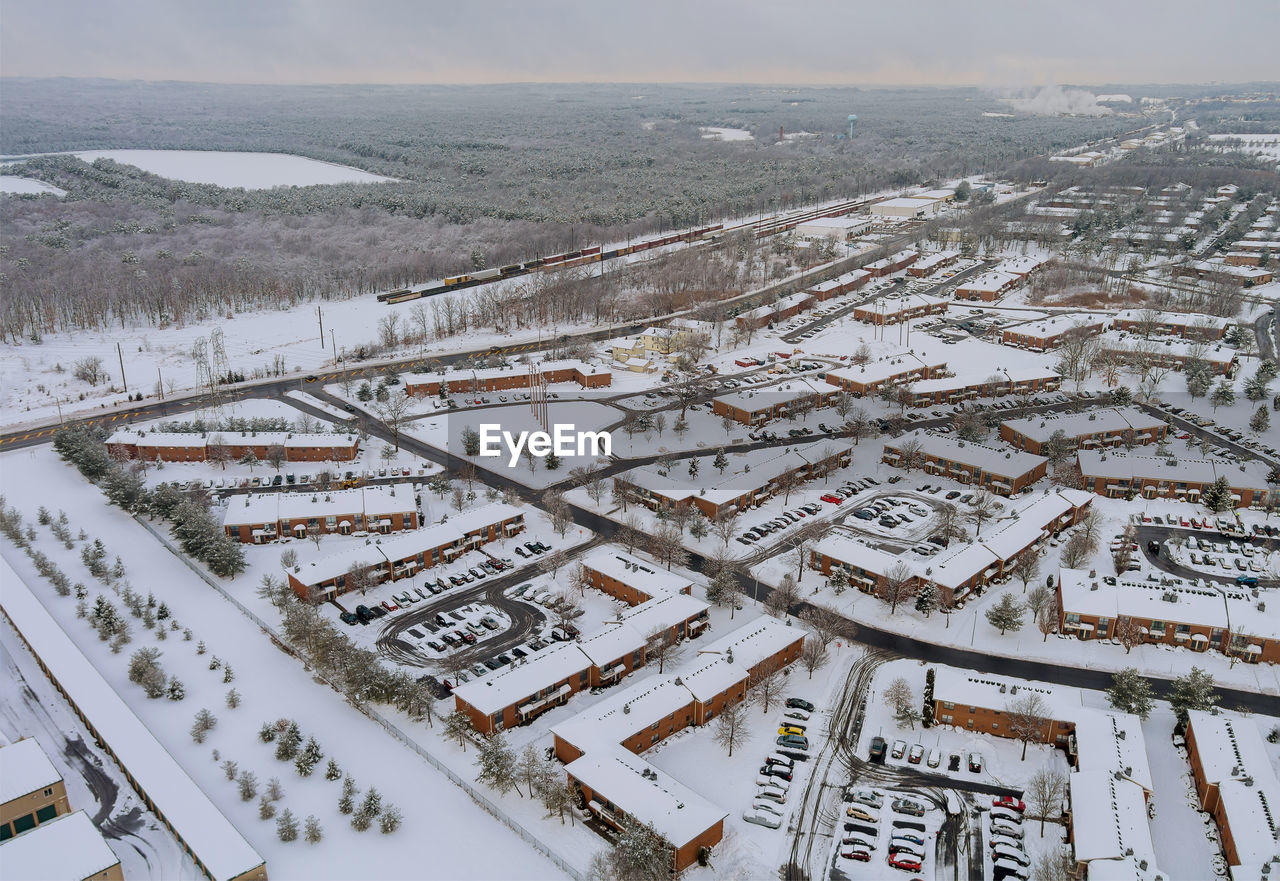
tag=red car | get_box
[456,630,477,645]
[1179,517,1190,527]
[888,854,923,872]
[993,796,1026,812]
[820,494,843,504]
[841,849,871,862]
[381,600,399,612]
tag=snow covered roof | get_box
[865,249,919,269]
[1001,407,1165,444]
[565,747,726,848]
[1218,776,1280,869]
[291,502,522,586]
[225,483,415,527]
[1113,310,1231,331]
[933,666,1081,720]
[1187,711,1275,789]
[551,676,695,753]
[575,623,647,667]
[615,593,708,634]
[1069,771,1161,879]
[956,270,1020,292]
[825,353,945,386]
[810,269,871,293]
[580,550,694,598]
[452,642,591,717]
[0,738,61,803]
[403,358,602,386]
[713,377,830,412]
[893,431,1048,478]
[1073,710,1153,794]
[107,429,355,449]
[927,542,999,589]
[1076,450,1268,491]
[0,558,263,881]
[872,197,937,211]
[679,618,801,701]
[909,366,1058,395]
[970,494,1065,563]
[0,810,121,880]
[911,250,961,270]
[998,255,1053,275]
[797,216,872,230]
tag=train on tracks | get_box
[377,224,725,305]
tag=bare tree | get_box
[883,677,917,730]
[567,563,590,597]
[74,356,106,386]
[895,436,925,472]
[1114,616,1144,654]
[800,604,843,646]
[265,444,287,472]
[801,637,829,680]
[306,523,323,551]
[345,561,378,597]
[1025,767,1068,833]
[1012,548,1042,593]
[712,508,739,547]
[749,659,784,715]
[712,698,748,757]
[765,573,800,619]
[1006,693,1049,760]
[967,490,998,537]
[882,562,918,614]
[933,502,967,545]
[374,392,413,452]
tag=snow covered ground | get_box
[4,150,398,189]
[0,445,566,880]
[700,127,754,142]
[0,174,66,196]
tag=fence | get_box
[135,515,587,881]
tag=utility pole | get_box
[318,307,325,348]
[55,398,63,425]
[117,342,128,393]
[331,330,338,365]
[156,367,164,400]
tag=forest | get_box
[1,79,1149,339]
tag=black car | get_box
[948,753,961,772]
[496,654,513,665]
[339,611,359,625]
[946,491,962,500]
[524,542,544,555]
[869,736,887,764]
[511,647,528,659]
[844,822,878,838]
[1148,540,1161,555]
[514,546,529,558]
[483,658,502,670]
[355,605,375,623]
[786,698,815,712]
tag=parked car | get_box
[847,789,884,809]
[786,698,815,712]
[907,744,925,764]
[891,739,908,760]
[759,764,792,782]
[869,736,887,764]
[993,796,1026,813]
[840,849,871,862]
[888,853,923,872]
[742,809,782,829]
[892,798,926,817]
[990,821,1024,840]
[990,807,1023,826]
[846,805,880,824]
[968,752,983,773]
[777,735,809,750]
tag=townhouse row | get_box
[810,489,1094,606]
[107,429,359,463]
[1056,567,1280,663]
[614,439,853,520]
[402,359,611,397]
[284,502,525,602]
[711,378,837,425]
[1076,449,1270,508]
[999,407,1167,455]
[882,431,1051,495]
[221,482,418,543]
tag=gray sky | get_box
[2,0,1277,86]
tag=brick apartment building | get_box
[1001,316,1105,351]
[107,430,359,463]
[883,431,1049,495]
[1075,450,1269,507]
[824,354,947,397]
[807,268,871,301]
[905,367,1061,407]
[1111,309,1230,340]
[402,359,611,397]
[907,250,961,277]
[222,483,418,543]
[711,380,837,426]
[999,407,1167,455]
[852,294,949,326]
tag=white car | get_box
[742,809,781,829]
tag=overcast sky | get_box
[3,0,1277,86]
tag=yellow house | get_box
[613,325,699,364]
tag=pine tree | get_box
[226,688,241,709]
[258,722,277,743]
[223,664,235,684]
[1106,668,1155,720]
[295,737,323,777]
[379,804,403,834]
[1170,666,1219,726]
[196,640,207,655]
[304,815,324,844]
[221,759,238,780]
[166,677,185,701]
[352,787,382,832]
[1211,380,1236,411]
[237,770,258,801]
[275,722,302,761]
[277,808,298,842]
[474,732,518,796]
[324,758,342,781]
[914,582,939,617]
[190,708,217,744]
[266,777,284,801]
[443,710,473,750]
[985,593,1026,635]
[1251,406,1271,435]
[258,795,277,820]
[1201,476,1234,513]
[338,776,358,814]
[713,448,728,473]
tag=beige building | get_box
[0,738,69,841]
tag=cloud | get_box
[1001,85,1110,117]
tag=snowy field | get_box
[0,174,66,196]
[1207,134,1280,164]
[4,150,398,189]
[0,445,566,880]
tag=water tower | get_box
[847,114,858,138]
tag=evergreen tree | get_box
[1187,371,1211,401]
[713,448,728,473]
[277,808,299,842]
[379,804,403,834]
[544,452,561,471]
[1245,374,1270,402]
[190,708,217,743]
[258,722,277,743]
[985,593,1026,635]
[295,737,324,777]
[166,677,185,701]
[324,758,342,781]
[258,795,277,820]
[1170,667,1219,726]
[226,688,241,709]
[1211,380,1236,411]
[475,732,518,796]
[1106,668,1154,720]
[351,787,382,832]
[1251,406,1271,434]
[237,770,258,801]
[304,816,324,844]
[338,776,358,814]
[914,582,939,617]
[221,759,238,781]
[275,721,302,761]
[1201,476,1234,513]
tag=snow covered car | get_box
[992,796,1025,812]
[847,789,884,809]
[907,744,925,764]
[742,809,781,829]
[891,739,908,759]
[891,797,926,817]
[845,805,879,824]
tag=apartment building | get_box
[1000,407,1167,455]
[402,359,611,397]
[906,367,1061,407]
[852,294,949,326]
[863,249,919,276]
[107,430,360,463]
[1076,450,1269,507]
[222,483,418,543]
[1112,310,1230,340]
[807,268,871,300]
[711,379,837,425]
[734,292,815,330]
[824,354,947,397]
[883,431,1049,495]
[0,738,69,841]
[1001,316,1105,351]
[906,250,961,277]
